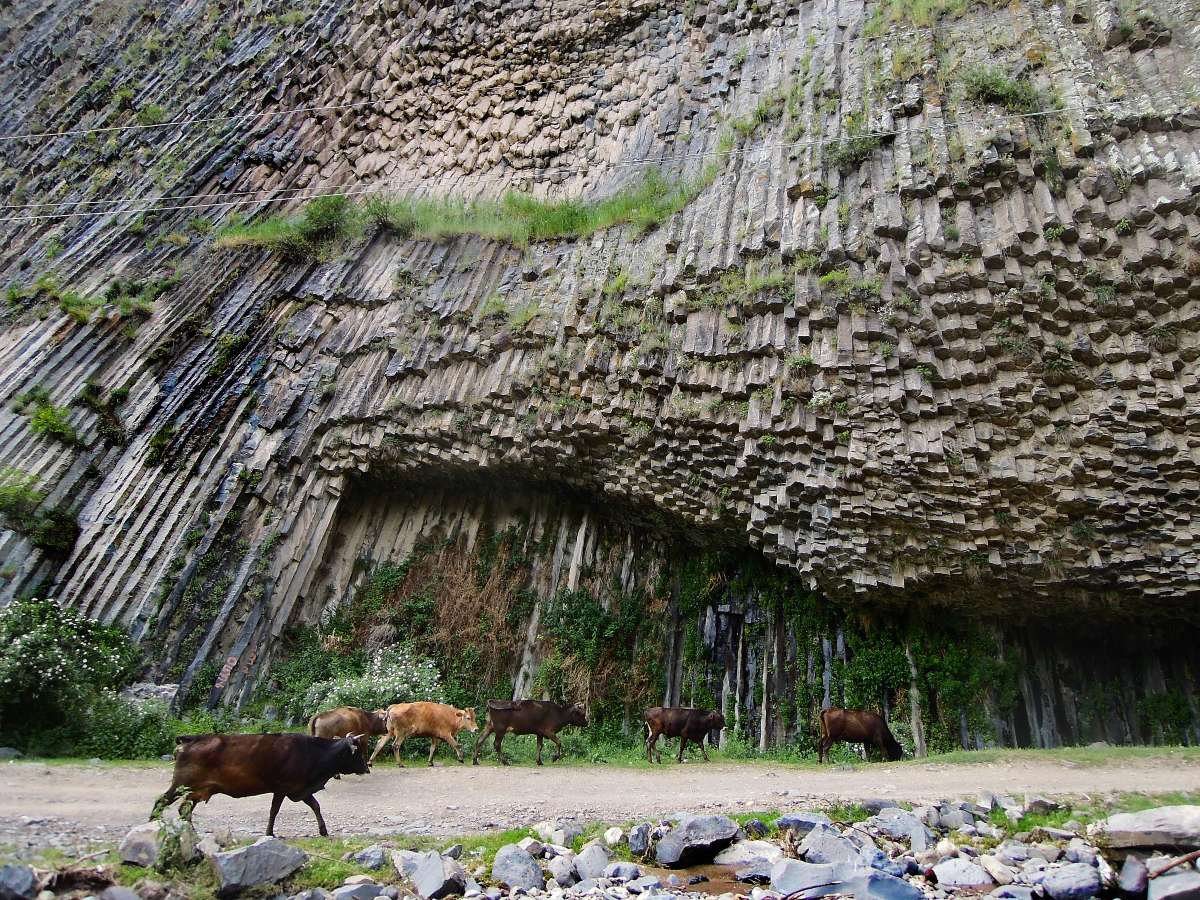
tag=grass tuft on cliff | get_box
[214,168,718,257]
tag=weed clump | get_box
[962,66,1043,113]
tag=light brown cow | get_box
[308,706,388,758]
[369,702,479,766]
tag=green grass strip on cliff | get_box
[214,167,719,257]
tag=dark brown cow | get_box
[150,732,370,836]
[471,700,587,766]
[308,705,388,757]
[818,707,904,762]
[643,706,726,763]
[368,702,479,766]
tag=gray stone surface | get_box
[1148,868,1200,900]
[655,816,739,867]
[209,837,308,896]
[628,823,653,857]
[409,851,466,900]
[99,888,140,900]
[933,858,995,889]
[350,846,388,871]
[868,809,936,852]
[1118,855,1149,897]
[798,823,861,866]
[331,885,385,900]
[627,875,662,894]
[1102,808,1200,850]
[491,845,543,891]
[120,823,165,868]
[0,865,37,900]
[770,860,836,895]
[713,840,783,866]
[574,844,612,881]
[603,862,641,881]
[547,855,578,888]
[1040,862,1102,900]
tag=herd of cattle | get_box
[151,700,903,837]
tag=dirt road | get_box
[2,755,1198,855]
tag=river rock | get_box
[1101,808,1200,850]
[770,860,836,895]
[1118,856,1148,897]
[604,827,624,847]
[743,819,769,839]
[603,862,641,881]
[735,860,775,884]
[981,855,1016,885]
[574,844,612,880]
[491,845,543,891]
[517,837,544,857]
[799,823,861,865]
[1065,839,1098,866]
[868,809,936,852]
[411,852,467,900]
[392,850,421,878]
[535,821,583,847]
[1025,796,1064,816]
[655,815,739,867]
[714,840,783,867]
[547,855,578,887]
[1040,863,1102,900]
[0,864,37,900]
[351,846,388,870]
[120,823,165,868]
[628,823,653,857]
[627,875,661,893]
[1148,868,1200,900]
[934,858,995,889]
[775,812,832,837]
[332,885,385,900]
[209,837,308,896]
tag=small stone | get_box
[351,846,388,871]
[1040,862,1102,900]
[1025,796,1064,816]
[332,885,385,900]
[981,856,1016,885]
[410,850,467,900]
[1065,839,1097,866]
[743,820,768,839]
[655,816,739,867]
[209,837,308,896]
[990,888,1038,900]
[547,855,577,888]
[443,845,463,860]
[1118,856,1148,897]
[933,858,994,889]
[799,824,861,866]
[120,823,164,868]
[774,812,832,838]
[1148,868,1200,900]
[517,837,544,857]
[603,828,624,847]
[602,862,640,882]
[627,876,661,894]
[573,844,611,880]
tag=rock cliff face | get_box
[0,0,1198,746]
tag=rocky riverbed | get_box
[2,795,1199,900]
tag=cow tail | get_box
[307,713,318,736]
[818,708,831,741]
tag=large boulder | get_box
[534,821,583,847]
[491,845,542,892]
[1148,868,1200,900]
[770,860,836,895]
[121,816,200,870]
[771,860,920,900]
[573,844,612,880]
[391,850,422,879]
[655,815,739,868]
[0,864,37,900]
[1039,863,1102,900]
[1100,808,1200,850]
[775,812,832,838]
[799,823,861,866]
[713,840,783,867]
[409,851,466,900]
[209,837,308,896]
[934,859,995,889]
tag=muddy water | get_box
[640,863,752,896]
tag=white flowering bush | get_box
[0,598,137,742]
[293,645,444,719]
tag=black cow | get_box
[644,706,726,763]
[471,699,587,765]
[818,707,904,762]
[150,732,370,836]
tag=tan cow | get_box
[369,702,479,766]
[308,706,388,758]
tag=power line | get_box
[0,94,1189,225]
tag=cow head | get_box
[339,735,372,775]
[567,704,588,727]
[370,709,389,733]
[883,732,904,761]
[706,710,727,732]
[457,708,479,732]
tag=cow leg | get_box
[427,738,439,766]
[495,729,508,765]
[818,735,831,764]
[302,794,329,837]
[472,721,494,765]
[700,738,711,762]
[677,736,687,763]
[368,734,392,767]
[266,792,284,837]
[445,734,464,764]
[150,784,182,821]
[536,735,544,766]
[549,733,564,762]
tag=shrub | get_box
[961,66,1042,113]
[826,111,880,171]
[0,469,80,555]
[29,692,173,759]
[135,104,168,126]
[0,598,139,744]
[293,646,443,720]
[29,403,79,445]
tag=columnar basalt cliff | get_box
[0,0,1197,747]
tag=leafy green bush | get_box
[0,598,139,744]
[292,646,443,720]
[961,66,1042,113]
[28,692,174,758]
[0,469,80,555]
[29,403,79,445]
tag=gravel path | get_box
[2,755,1197,856]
